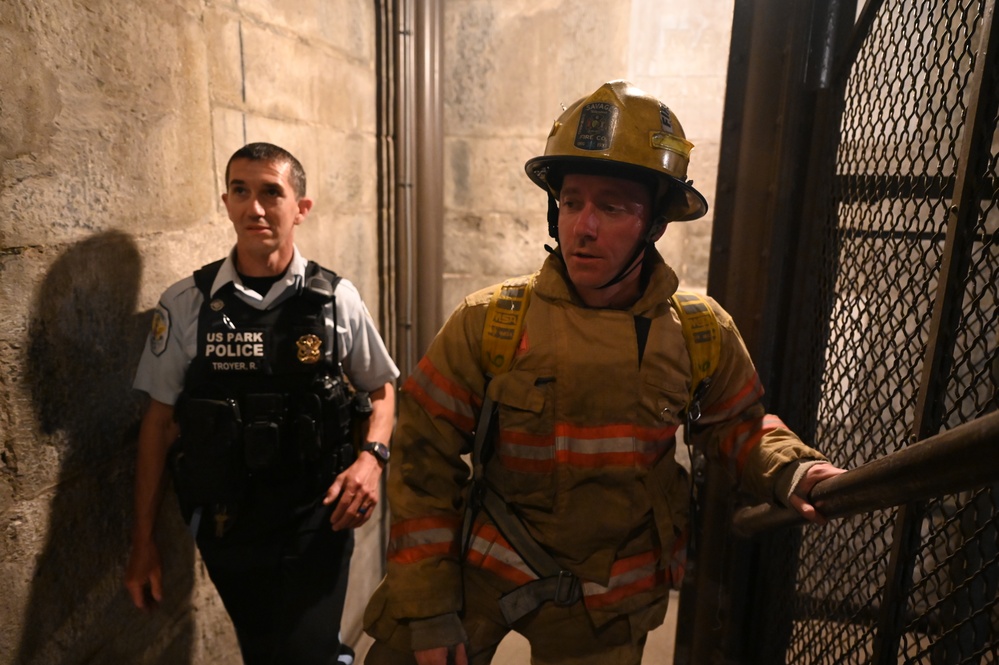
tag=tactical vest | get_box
[171,259,364,536]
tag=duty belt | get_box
[481,487,583,624]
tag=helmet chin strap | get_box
[544,240,648,290]
[598,214,664,289]
[596,240,649,290]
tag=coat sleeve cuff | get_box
[775,459,826,506]
[408,613,468,651]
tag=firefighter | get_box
[363,81,843,665]
[124,143,399,664]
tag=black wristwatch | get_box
[361,441,391,466]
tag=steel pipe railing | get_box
[732,410,999,537]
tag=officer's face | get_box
[557,173,658,308]
[223,158,313,273]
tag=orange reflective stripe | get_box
[719,414,787,476]
[388,515,462,565]
[701,373,764,423]
[389,541,457,565]
[495,423,678,472]
[465,522,537,586]
[495,429,554,472]
[555,432,669,468]
[582,549,665,609]
[404,358,478,432]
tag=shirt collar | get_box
[209,245,308,308]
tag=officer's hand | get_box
[324,452,383,531]
[415,644,468,665]
[124,539,163,610]
[789,462,846,525]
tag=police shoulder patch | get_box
[150,305,170,356]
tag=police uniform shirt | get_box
[133,246,400,405]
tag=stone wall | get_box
[441,0,733,314]
[1,1,380,663]
[0,0,733,662]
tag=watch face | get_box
[365,442,390,463]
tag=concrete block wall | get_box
[1,1,381,663]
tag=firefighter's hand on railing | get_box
[788,462,847,525]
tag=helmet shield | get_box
[525,80,708,223]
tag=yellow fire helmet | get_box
[525,80,708,234]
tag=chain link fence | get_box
[783,1,999,662]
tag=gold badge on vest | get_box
[296,334,323,364]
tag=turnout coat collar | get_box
[534,249,681,318]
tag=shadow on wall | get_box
[16,231,196,664]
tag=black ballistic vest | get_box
[172,259,356,528]
[184,259,340,400]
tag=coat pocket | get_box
[484,369,556,509]
[645,378,690,428]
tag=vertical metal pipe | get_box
[375,0,396,354]
[394,0,444,376]
[395,0,417,377]
[414,0,444,356]
[374,0,395,581]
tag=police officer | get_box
[124,142,399,665]
[362,81,844,665]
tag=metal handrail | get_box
[732,410,999,537]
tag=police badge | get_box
[296,334,323,364]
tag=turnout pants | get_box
[364,566,647,665]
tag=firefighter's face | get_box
[557,173,658,308]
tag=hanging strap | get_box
[483,488,582,624]
[669,291,722,408]
[670,291,721,561]
[480,277,534,375]
[461,276,535,558]
[461,275,580,626]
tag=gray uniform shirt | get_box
[133,245,399,405]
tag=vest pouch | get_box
[296,393,323,462]
[315,373,352,441]
[242,393,285,472]
[352,391,373,420]
[313,374,359,475]
[244,421,281,471]
[171,397,243,521]
[351,391,373,444]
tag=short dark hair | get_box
[225,142,307,198]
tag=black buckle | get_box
[553,570,580,606]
